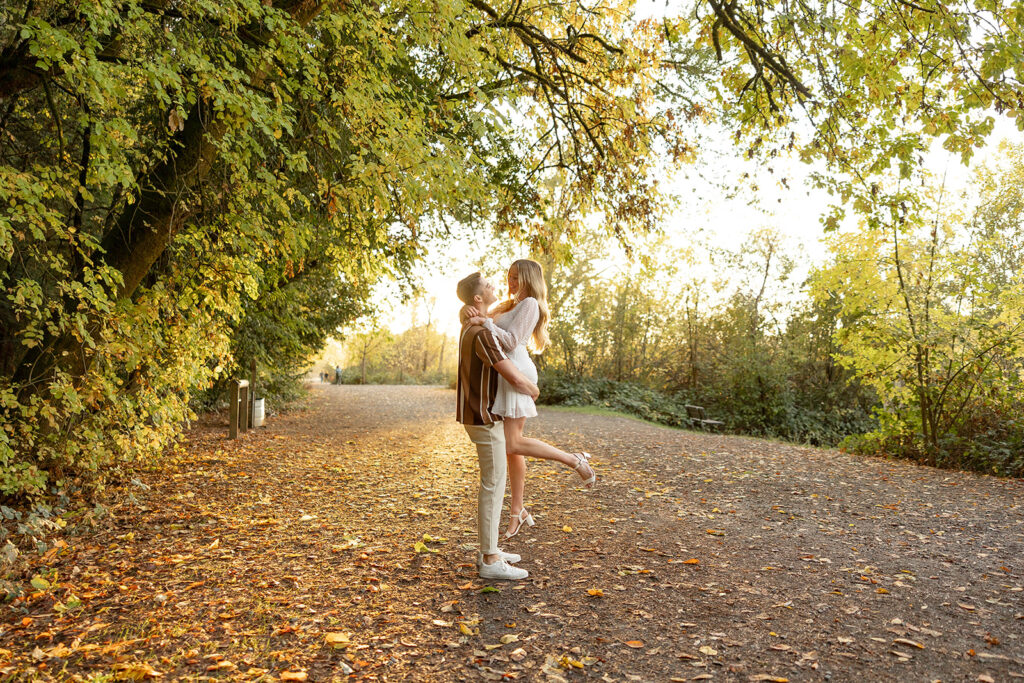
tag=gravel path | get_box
[3,384,1022,682]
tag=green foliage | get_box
[815,144,1024,475]
[3,0,1022,505]
[537,231,877,446]
[193,258,372,410]
[672,1,1023,189]
[538,372,693,428]
[1,0,672,501]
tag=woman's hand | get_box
[468,315,487,326]
[458,305,481,325]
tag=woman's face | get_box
[507,265,520,298]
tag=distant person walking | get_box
[460,260,595,541]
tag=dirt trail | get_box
[3,384,1023,682]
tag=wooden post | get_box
[229,380,240,439]
[249,359,257,426]
[240,382,249,433]
[229,379,249,439]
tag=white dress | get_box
[485,297,540,419]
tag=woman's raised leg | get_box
[504,416,595,487]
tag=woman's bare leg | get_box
[508,452,526,515]
[503,419,528,537]
[504,417,594,482]
[504,452,528,537]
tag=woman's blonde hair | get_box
[505,259,549,352]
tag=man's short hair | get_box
[457,272,485,305]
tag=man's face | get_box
[477,278,498,308]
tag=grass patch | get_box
[539,404,694,431]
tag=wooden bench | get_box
[685,404,724,431]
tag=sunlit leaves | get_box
[1,0,675,496]
[811,144,1024,468]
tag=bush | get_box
[842,414,1024,477]
[539,372,691,429]
[539,370,875,447]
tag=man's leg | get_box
[464,424,507,563]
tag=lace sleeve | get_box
[483,298,539,351]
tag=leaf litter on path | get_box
[2,385,1022,681]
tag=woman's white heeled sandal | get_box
[504,508,535,539]
[572,452,596,489]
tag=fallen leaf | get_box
[892,638,924,649]
[325,632,351,646]
[562,525,573,533]
[682,558,700,565]
[699,645,718,656]
[587,588,604,597]
[280,672,307,682]
[749,676,789,682]
[422,533,447,543]
[559,654,584,669]
[42,643,73,659]
[114,662,163,680]
[499,634,519,644]
[625,640,645,648]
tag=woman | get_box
[463,259,596,539]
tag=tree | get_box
[813,145,1024,471]
[0,0,676,496]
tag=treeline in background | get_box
[319,304,456,387]
[335,147,1024,477]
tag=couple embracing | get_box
[456,260,597,581]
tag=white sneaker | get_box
[477,549,521,566]
[479,558,528,580]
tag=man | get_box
[456,272,540,581]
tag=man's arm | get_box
[474,327,540,400]
[493,359,540,400]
